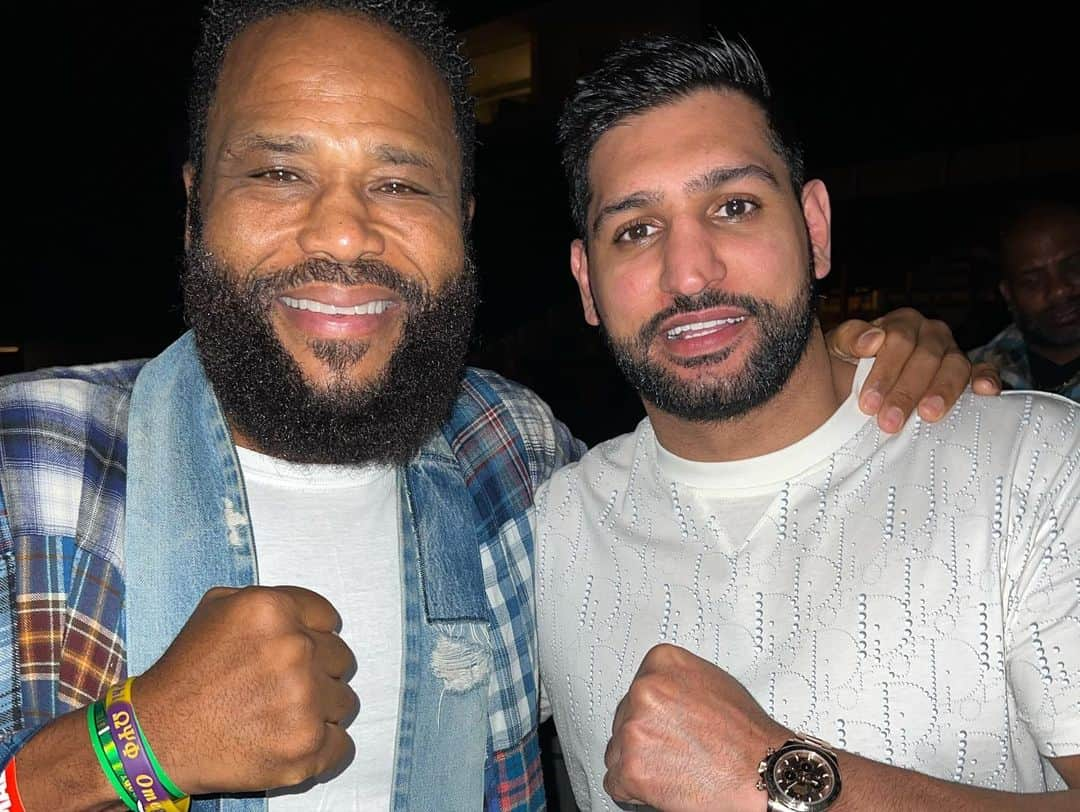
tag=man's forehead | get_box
[1005,213,1080,272]
[209,10,455,140]
[587,91,784,206]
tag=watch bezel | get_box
[758,738,842,812]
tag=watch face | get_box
[765,744,841,812]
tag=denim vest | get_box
[124,334,505,810]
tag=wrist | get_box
[754,732,843,812]
[87,678,191,811]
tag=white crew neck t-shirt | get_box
[536,361,1079,809]
[237,446,401,811]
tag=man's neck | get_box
[646,331,854,462]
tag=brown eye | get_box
[615,222,659,243]
[377,181,425,195]
[254,168,301,183]
[718,198,759,219]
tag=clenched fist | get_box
[604,643,788,811]
[130,585,358,795]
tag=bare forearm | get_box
[15,709,126,812]
[834,751,1078,812]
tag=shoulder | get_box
[538,421,644,507]
[1,358,144,412]
[446,368,585,488]
[0,359,145,448]
[0,360,143,542]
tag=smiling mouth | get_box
[664,315,747,340]
[280,296,396,316]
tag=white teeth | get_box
[280,296,393,316]
[666,316,745,339]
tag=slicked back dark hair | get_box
[189,0,475,206]
[558,33,805,238]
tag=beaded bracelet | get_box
[103,678,191,812]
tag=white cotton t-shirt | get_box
[535,360,1080,810]
[236,446,402,812]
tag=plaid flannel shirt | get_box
[0,352,582,811]
[969,323,1079,400]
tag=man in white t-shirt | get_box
[535,33,1079,811]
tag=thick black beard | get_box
[181,244,477,466]
[601,266,817,423]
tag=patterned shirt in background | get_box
[968,323,1079,400]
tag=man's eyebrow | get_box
[684,164,780,195]
[219,138,438,172]
[371,143,437,170]
[591,190,663,238]
[1015,248,1080,274]
[222,134,315,157]
[590,164,782,237]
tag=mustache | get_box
[241,257,428,310]
[638,289,766,342]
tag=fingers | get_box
[602,735,644,806]
[913,349,971,422]
[276,585,343,633]
[317,672,360,725]
[312,721,356,780]
[825,319,884,363]
[871,340,958,431]
[602,766,643,806]
[311,629,356,680]
[859,316,970,432]
[971,362,1003,395]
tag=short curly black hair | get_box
[558,33,804,238]
[188,0,475,204]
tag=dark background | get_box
[5,6,1076,809]
[6,2,1079,444]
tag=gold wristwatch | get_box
[756,733,842,812]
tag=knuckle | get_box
[887,331,917,354]
[910,344,941,366]
[629,673,665,706]
[645,642,679,666]
[271,681,319,735]
[237,586,289,624]
[202,585,235,603]
[925,318,949,335]
[278,719,324,767]
[618,750,650,791]
[602,770,619,798]
[619,718,652,753]
[273,632,318,676]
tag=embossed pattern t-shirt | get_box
[536,361,1080,809]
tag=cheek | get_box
[745,230,807,288]
[201,193,300,271]
[595,258,665,330]
[1013,288,1047,313]
[395,214,465,287]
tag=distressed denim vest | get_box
[124,334,502,810]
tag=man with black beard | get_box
[183,248,480,464]
[535,34,1079,812]
[0,4,988,811]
